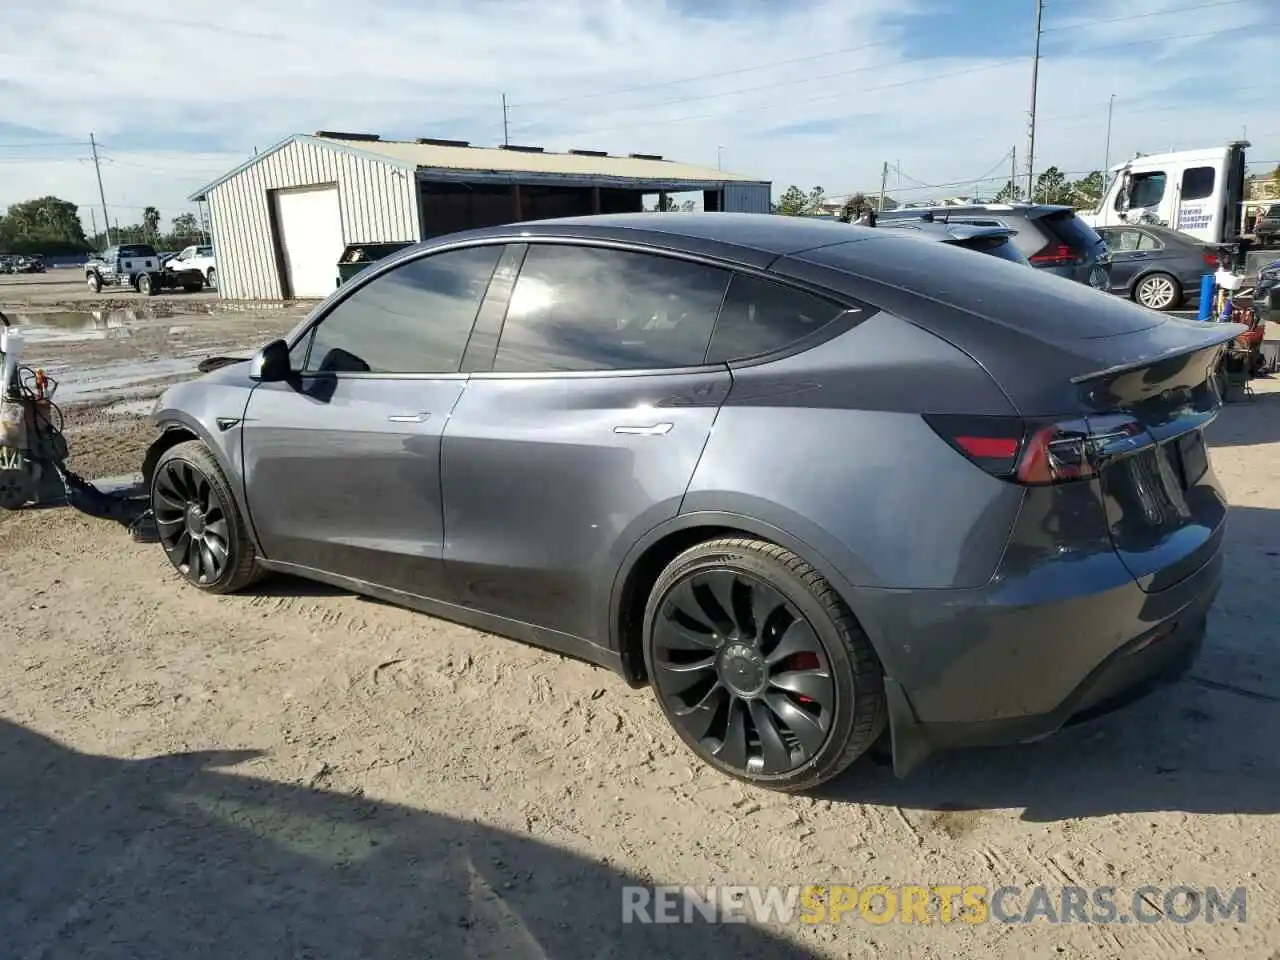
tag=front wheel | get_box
[643,537,886,792]
[1134,272,1181,311]
[138,273,155,296]
[150,440,262,593]
[206,267,216,289]
[86,272,102,293]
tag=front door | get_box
[240,242,507,599]
[441,242,733,641]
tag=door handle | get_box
[614,422,673,436]
[387,412,431,423]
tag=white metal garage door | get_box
[273,184,344,298]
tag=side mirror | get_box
[250,339,292,383]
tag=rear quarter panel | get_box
[682,310,1026,596]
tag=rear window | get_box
[1036,210,1101,251]
[118,244,157,258]
[198,246,213,256]
[706,274,849,362]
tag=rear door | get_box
[1098,227,1144,291]
[440,242,732,641]
[240,243,508,598]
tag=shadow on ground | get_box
[0,719,817,960]
[1205,384,1280,448]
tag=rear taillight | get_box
[1029,244,1084,267]
[1203,252,1221,267]
[924,413,1152,486]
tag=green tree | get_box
[166,212,201,245]
[994,180,1024,203]
[142,206,161,240]
[1069,170,1105,209]
[1033,166,1071,204]
[0,195,90,255]
[775,185,808,216]
[805,186,826,215]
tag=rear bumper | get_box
[862,541,1223,777]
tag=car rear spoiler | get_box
[1068,323,1247,385]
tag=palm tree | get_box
[142,206,161,241]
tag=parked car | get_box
[1094,224,1221,311]
[1253,203,1280,246]
[14,254,46,273]
[877,202,1111,289]
[143,213,1232,790]
[875,217,1029,264]
[166,244,217,288]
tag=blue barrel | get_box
[1197,274,1215,320]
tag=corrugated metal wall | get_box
[206,138,421,300]
[722,182,773,214]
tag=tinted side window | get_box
[305,245,502,375]
[492,244,729,372]
[1181,166,1215,202]
[707,274,849,362]
[1136,231,1162,251]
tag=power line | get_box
[1042,0,1252,32]
[515,23,1266,141]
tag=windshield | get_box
[953,234,1028,265]
[118,244,157,258]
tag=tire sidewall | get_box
[641,543,860,788]
[150,445,247,592]
[87,272,101,292]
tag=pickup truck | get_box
[165,244,217,287]
[85,243,205,296]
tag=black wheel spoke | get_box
[657,616,719,652]
[770,669,833,706]
[155,474,184,509]
[766,692,828,754]
[765,618,821,666]
[678,686,728,741]
[712,700,749,769]
[691,571,736,635]
[198,541,219,581]
[664,579,719,635]
[747,699,794,774]
[205,518,230,543]
[749,581,789,642]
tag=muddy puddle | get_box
[5,305,217,343]
[44,356,204,406]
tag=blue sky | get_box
[1,0,1277,230]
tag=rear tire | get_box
[150,440,262,594]
[1134,272,1181,311]
[138,273,155,296]
[206,267,216,289]
[643,536,886,792]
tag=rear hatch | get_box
[1031,208,1110,287]
[775,237,1240,591]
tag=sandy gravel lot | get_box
[1,271,1278,959]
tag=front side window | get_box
[303,244,503,375]
[1122,172,1167,210]
[1181,166,1215,202]
[492,244,729,373]
[707,274,849,362]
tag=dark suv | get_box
[878,203,1110,288]
[874,218,1029,265]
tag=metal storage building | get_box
[188,132,772,301]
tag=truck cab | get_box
[1079,140,1249,246]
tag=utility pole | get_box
[717,146,723,170]
[1010,145,1017,198]
[89,208,98,245]
[89,133,112,246]
[502,94,510,146]
[878,161,889,212]
[1025,0,1044,199]
[1103,93,1116,177]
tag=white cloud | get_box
[1,0,1276,231]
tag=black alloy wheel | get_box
[645,538,885,790]
[150,441,261,593]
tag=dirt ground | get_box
[1,271,1278,959]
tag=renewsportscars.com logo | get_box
[622,884,1248,926]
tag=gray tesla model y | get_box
[143,213,1236,791]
